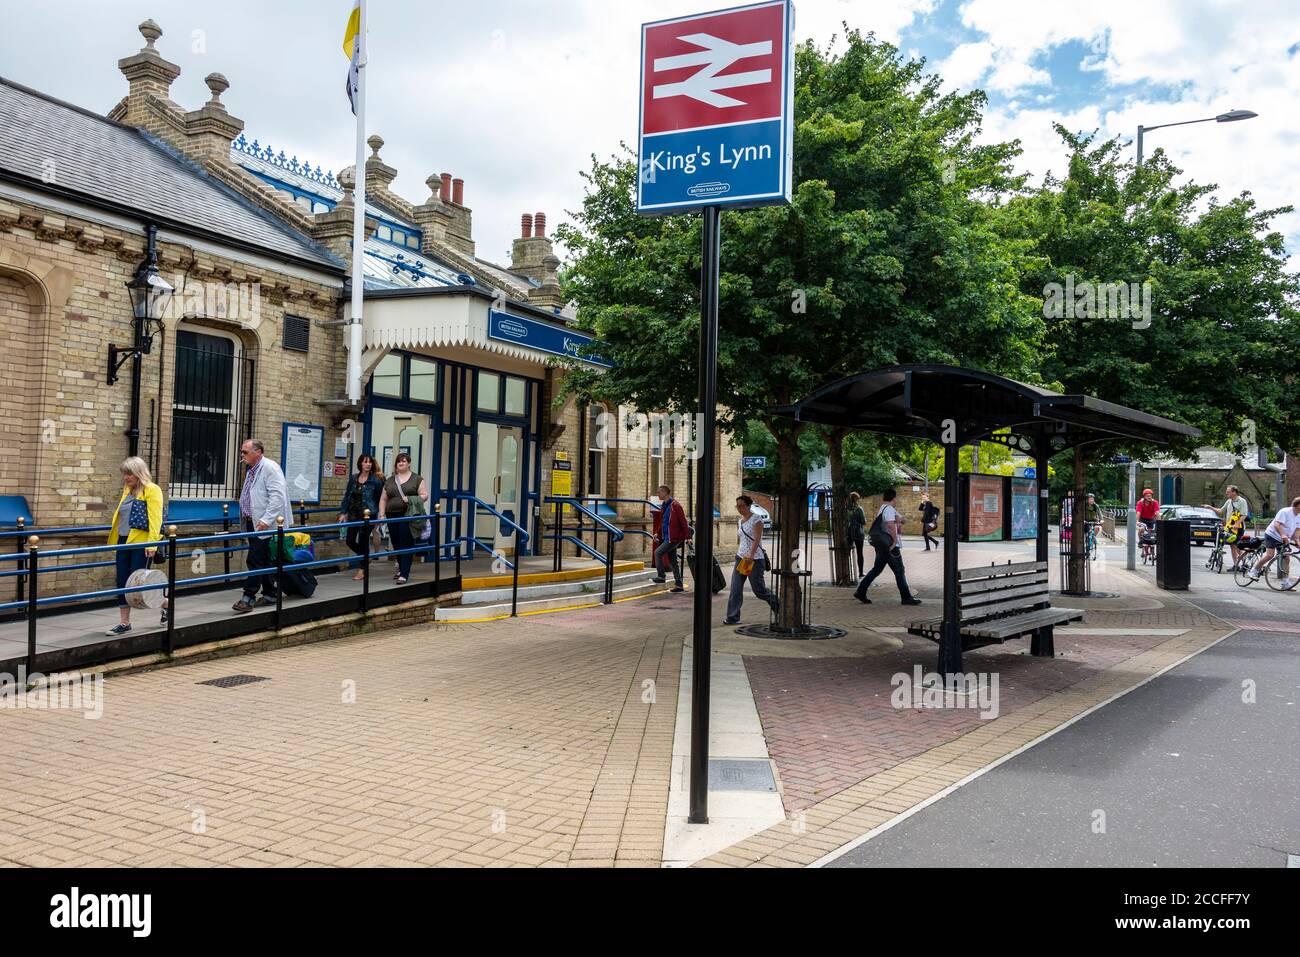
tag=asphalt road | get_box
[829,541,1300,867]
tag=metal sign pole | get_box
[688,205,721,825]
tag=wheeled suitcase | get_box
[685,543,727,594]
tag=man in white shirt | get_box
[853,488,922,606]
[1203,485,1250,569]
[1248,496,1300,581]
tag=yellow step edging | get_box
[461,560,646,590]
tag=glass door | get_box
[475,423,524,555]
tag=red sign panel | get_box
[641,1,787,136]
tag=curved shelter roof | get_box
[773,364,1200,451]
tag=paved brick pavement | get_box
[0,539,1237,869]
[0,594,683,868]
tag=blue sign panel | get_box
[487,310,612,368]
[742,456,767,469]
[637,1,795,215]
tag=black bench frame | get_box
[908,560,1082,656]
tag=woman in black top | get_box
[847,491,867,578]
[918,493,940,550]
[338,453,384,580]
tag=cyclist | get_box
[1135,488,1160,531]
[1247,496,1300,582]
[1084,493,1104,556]
[1135,488,1160,559]
[1203,485,1249,571]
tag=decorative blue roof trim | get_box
[368,248,454,286]
[233,133,338,189]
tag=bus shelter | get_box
[772,364,1200,673]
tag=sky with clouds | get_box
[3,0,1297,267]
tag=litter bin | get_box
[1156,519,1191,590]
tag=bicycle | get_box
[1264,541,1300,592]
[1085,521,1100,561]
[1139,522,1157,565]
[1206,524,1226,574]
[1232,538,1263,590]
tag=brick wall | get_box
[0,197,347,594]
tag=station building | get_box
[0,19,743,573]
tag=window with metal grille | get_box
[283,314,310,352]
[170,329,254,499]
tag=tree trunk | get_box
[1067,447,1089,594]
[827,428,852,586]
[774,423,807,631]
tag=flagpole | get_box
[346,0,368,404]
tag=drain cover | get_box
[198,674,270,688]
[708,759,776,792]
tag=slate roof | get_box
[0,77,343,273]
[230,134,539,295]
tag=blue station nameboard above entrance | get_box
[486,310,613,368]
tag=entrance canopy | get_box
[773,364,1200,449]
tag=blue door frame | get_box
[362,352,543,559]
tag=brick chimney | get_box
[442,175,474,257]
[110,20,183,130]
[511,210,564,310]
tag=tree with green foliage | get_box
[556,29,1038,626]
[996,126,1300,588]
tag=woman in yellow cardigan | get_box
[106,456,165,636]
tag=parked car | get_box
[1158,505,1221,546]
[750,504,772,531]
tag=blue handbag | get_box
[127,497,150,532]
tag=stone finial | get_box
[139,19,162,50]
[337,166,356,204]
[368,134,384,158]
[426,174,442,200]
[204,73,229,109]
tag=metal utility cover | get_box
[197,674,270,689]
[708,759,776,792]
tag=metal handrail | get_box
[546,497,624,542]
[545,497,622,603]
[454,494,529,615]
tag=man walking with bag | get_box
[855,488,922,606]
[232,438,294,613]
[652,484,691,593]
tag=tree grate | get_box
[197,674,270,689]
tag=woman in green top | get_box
[377,452,429,584]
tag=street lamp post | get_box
[1135,109,1257,167]
[1126,108,1257,569]
[110,223,174,458]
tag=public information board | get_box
[637,0,795,215]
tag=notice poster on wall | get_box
[968,474,1004,541]
[282,423,324,505]
[1010,476,1038,540]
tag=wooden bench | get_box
[908,560,1083,655]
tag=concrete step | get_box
[435,578,668,622]
[460,560,645,591]
[468,569,657,605]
